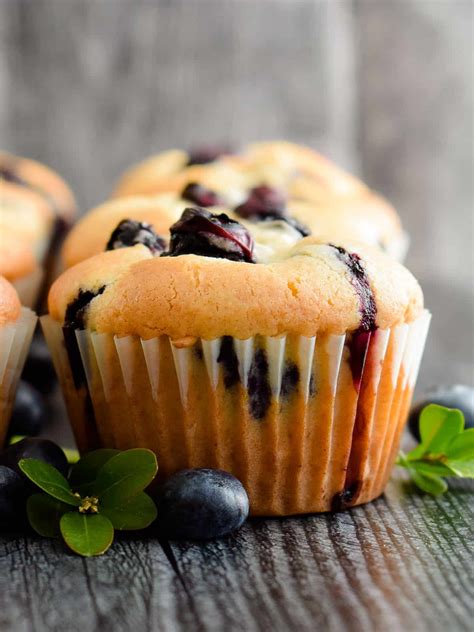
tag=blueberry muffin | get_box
[0,152,77,306]
[111,142,407,260]
[0,276,37,445]
[43,208,429,515]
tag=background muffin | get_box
[0,276,37,446]
[44,210,429,515]
[0,152,77,308]
[63,151,404,269]
[111,142,407,260]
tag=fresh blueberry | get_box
[106,219,166,254]
[167,207,255,263]
[408,384,474,441]
[0,465,29,531]
[22,333,57,394]
[8,381,46,438]
[0,438,69,479]
[181,183,223,207]
[154,468,249,540]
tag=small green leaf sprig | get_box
[397,404,474,495]
[19,448,158,556]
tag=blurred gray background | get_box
[1,0,473,390]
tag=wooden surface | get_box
[0,472,472,632]
[0,2,473,630]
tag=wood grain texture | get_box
[0,473,472,632]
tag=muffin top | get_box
[0,276,21,325]
[1,152,77,282]
[110,141,405,258]
[63,181,403,269]
[50,208,423,343]
[0,239,37,283]
[0,152,77,222]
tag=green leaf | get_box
[27,494,70,538]
[60,512,114,557]
[418,405,464,454]
[445,428,474,461]
[101,492,157,530]
[407,460,458,478]
[410,470,448,496]
[19,459,80,506]
[69,449,120,494]
[64,448,80,464]
[446,460,474,478]
[94,449,158,508]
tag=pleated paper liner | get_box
[12,267,44,310]
[0,308,37,446]
[41,310,430,516]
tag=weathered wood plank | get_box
[0,534,187,632]
[167,475,473,632]
[0,473,472,632]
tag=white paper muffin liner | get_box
[0,308,37,445]
[41,310,430,515]
[12,268,44,309]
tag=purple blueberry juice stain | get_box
[63,286,106,388]
[329,244,377,391]
[248,348,272,420]
[62,287,106,444]
[217,337,240,388]
[331,480,362,511]
[181,183,224,207]
[281,362,300,399]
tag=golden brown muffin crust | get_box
[49,237,423,341]
[0,275,21,325]
[0,152,77,221]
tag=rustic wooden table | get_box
[0,401,472,632]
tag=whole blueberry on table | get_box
[8,381,46,438]
[22,333,57,394]
[0,465,29,530]
[408,384,474,441]
[154,468,249,540]
[0,438,69,479]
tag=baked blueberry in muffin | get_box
[167,208,255,262]
[106,219,166,254]
[181,183,224,207]
[111,140,407,261]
